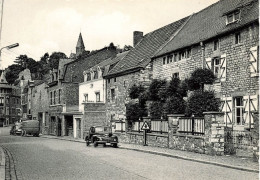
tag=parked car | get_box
[85,126,118,148]
[20,120,40,137]
[10,122,23,135]
[10,125,16,135]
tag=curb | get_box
[40,136,259,173]
[0,146,5,180]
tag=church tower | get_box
[76,33,85,57]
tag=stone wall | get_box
[153,23,259,97]
[116,132,168,148]
[82,103,106,138]
[106,63,153,124]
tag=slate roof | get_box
[154,0,259,58]
[105,16,189,77]
[63,44,117,83]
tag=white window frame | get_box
[212,57,221,78]
[226,10,241,25]
[234,97,244,125]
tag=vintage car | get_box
[85,126,118,148]
[20,120,40,137]
[10,122,22,135]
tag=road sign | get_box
[141,121,150,130]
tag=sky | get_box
[0,0,218,69]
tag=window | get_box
[84,94,88,102]
[6,107,9,115]
[163,57,166,64]
[181,51,186,59]
[96,92,100,102]
[111,89,115,102]
[87,73,91,81]
[172,72,179,79]
[212,57,221,78]
[214,40,219,51]
[167,55,173,63]
[50,92,52,105]
[235,32,241,44]
[234,97,243,125]
[108,79,110,84]
[187,49,191,58]
[114,78,117,82]
[174,54,178,62]
[94,71,98,79]
[53,91,56,104]
[58,89,61,104]
[0,97,4,106]
[226,10,240,24]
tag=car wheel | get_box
[113,143,118,148]
[93,141,98,147]
[86,141,90,146]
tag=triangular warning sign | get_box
[141,121,150,130]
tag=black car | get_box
[85,126,118,148]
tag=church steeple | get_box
[76,33,85,57]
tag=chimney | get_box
[133,31,143,47]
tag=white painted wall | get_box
[78,79,106,112]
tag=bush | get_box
[187,68,216,91]
[164,96,186,114]
[129,84,145,99]
[149,101,164,119]
[186,90,220,116]
[148,79,167,101]
[126,102,147,122]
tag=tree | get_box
[148,79,167,101]
[5,64,24,84]
[186,90,220,116]
[48,52,67,69]
[187,68,216,91]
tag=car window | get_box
[95,127,104,133]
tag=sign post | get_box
[141,121,150,146]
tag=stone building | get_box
[104,17,189,129]
[29,80,49,134]
[47,34,117,137]
[79,51,129,137]
[152,0,259,129]
[0,71,21,126]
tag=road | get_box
[0,127,258,180]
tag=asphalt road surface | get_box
[0,127,258,180]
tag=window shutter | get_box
[249,46,259,77]
[219,54,227,82]
[243,95,258,126]
[205,57,212,70]
[221,97,233,124]
[243,95,249,125]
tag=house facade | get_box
[152,0,259,130]
[104,17,189,130]
[47,36,117,138]
[30,80,49,134]
[0,71,21,126]
[79,51,129,136]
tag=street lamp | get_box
[0,43,19,68]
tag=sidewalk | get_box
[0,146,5,180]
[40,135,259,173]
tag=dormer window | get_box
[226,10,240,25]
[87,73,91,81]
[94,71,98,79]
